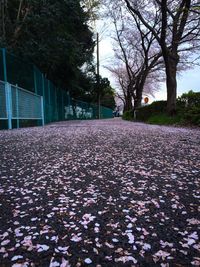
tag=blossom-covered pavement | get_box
[0,119,199,267]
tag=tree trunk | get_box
[134,87,143,110]
[164,52,179,115]
[134,75,147,110]
[166,65,177,115]
[124,90,133,112]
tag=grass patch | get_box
[147,114,182,125]
[122,110,134,121]
[122,91,200,126]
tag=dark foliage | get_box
[123,91,200,126]
[0,0,94,94]
[136,101,167,122]
[122,110,134,121]
[177,90,200,108]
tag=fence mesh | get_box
[11,85,42,119]
[0,81,7,119]
[0,48,113,128]
[0,82,44,129]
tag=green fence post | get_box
[16,86,19,128]
[42,74,45,98]
[47,80,51,122]
[5,83,12,129]
[42,74,46,123]
[41,96,45,126]
[2,48,7,82]
[67,91,70,120]
[48,80,51,104]
[61,90,64,120]
[55,87,57,121]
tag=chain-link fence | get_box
[0,81,44,129]
[0,48,113,129]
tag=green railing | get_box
[0,80,44,129]
[0,48,113,129]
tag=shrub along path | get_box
[0,119,199,266]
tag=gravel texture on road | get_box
[0,119,200,267]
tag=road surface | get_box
[0,119,199,266]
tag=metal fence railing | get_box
[0,48,114,129]
[0,81,7,120]
[0,80,114,130]
[0,81,44,129]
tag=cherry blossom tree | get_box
[108,64,161,112]
[106,7,164,111]
[108,65,133,111]
[122,0,200,114]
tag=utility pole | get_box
[97,32,100,119]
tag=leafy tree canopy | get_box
[0,0,115,108]
[1,0,95,92]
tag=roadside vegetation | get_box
[0,0,115,110]
[123,91,200,126]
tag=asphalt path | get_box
[0,119,199,267]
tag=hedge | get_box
[123,91,200,126]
